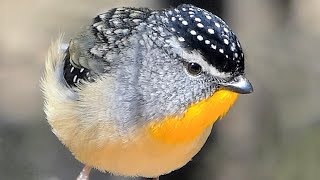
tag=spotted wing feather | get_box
[63,7,153,87]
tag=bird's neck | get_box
[148,90,239,144]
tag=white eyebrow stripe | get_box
[207,65,231,78]
[165,38,231,78]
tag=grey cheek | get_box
[136,52,213,123]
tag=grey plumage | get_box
[57,4,247,136]
[42,4,252,178]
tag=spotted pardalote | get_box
[42,4,253,180]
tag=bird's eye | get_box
[187,62,202,76]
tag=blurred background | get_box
[1,0,320,179]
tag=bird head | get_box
[137,4,253,143]
[162,4,252,93]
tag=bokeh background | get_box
[1,0,320,179]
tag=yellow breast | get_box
[75,125,213,177]
[50,89,238,177]
[148,89,239,144]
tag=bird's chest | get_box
[73,125,213,177]
[62,90,238,177]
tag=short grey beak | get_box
[220,75,253,94]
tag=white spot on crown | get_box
[195,17,201,22]
[197,23,204,28]
[208,28,214,34]
[223,39,229,45]
[197,35,204,41]
[178,37,185,42]
[190,30,197,35]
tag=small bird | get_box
[42,4,252,180]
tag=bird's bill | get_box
[220,75,253,94]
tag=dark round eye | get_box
[187,62,202,76]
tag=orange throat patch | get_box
[148,90,239,144]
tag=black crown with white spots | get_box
[63,4,245,88]
[161,4,244,75]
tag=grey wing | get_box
[63,7,153,87]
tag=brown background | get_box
[1,0,320,179]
